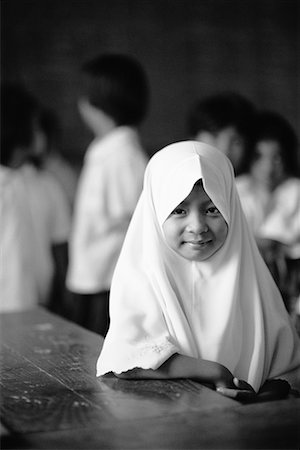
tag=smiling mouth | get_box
[185,240,211,247]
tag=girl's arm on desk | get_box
[115,353,255,398]
[115,354,291,401]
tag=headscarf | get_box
[97,141,300,391]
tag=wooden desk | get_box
[1,308,299,449]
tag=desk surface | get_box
[0,308,299,449]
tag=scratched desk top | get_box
[0,307,299,449]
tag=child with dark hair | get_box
[1,83,71,312]
[81,53,149,126]
[236,111,300,320]
[67,53,150,335]
[187,92,256,175]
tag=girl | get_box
[97,141,300,399]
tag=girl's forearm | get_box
[115,353,233,387]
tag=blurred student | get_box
[66,53,150,335]
[1,82,71,313]
[236,111,300,319]
[0,166,38,311]
[40,108,79,211]
[187,92,256,175]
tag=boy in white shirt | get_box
[67,53,150,335]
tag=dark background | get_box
[2,0,299,164]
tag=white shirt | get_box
[97,141,300,392]
[18,165,71,303]
[67,126,148,293]
[0,167,38,311]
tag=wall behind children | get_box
[2,0,299,164]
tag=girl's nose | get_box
[186,211,208,234]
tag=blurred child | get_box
[187,92,256,175]
[0,166,38,311]
[66,53,150,335]
[97,141,300,400]
[236,111,300,320]
[1,82,71,313]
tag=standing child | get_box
[67,53,150,336]
[97,141,300,399]
[1,83,71,313]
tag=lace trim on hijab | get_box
[97,335,179,376]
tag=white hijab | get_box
[97,141,300,391]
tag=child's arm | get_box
[115,353,252,392]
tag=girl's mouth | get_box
[185,240,211,248]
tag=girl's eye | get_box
[171,208,186,215]
[206,206,220,215]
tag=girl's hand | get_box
[216,377,256,401]
[216,378,291,402]
[213,364,237,389]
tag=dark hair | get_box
[187,92,256,139]
[252,111,299,177]
[81,53,149,126]
[1,82,40,165]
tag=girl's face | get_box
[162,181,228,262]
[250,140,285,190]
